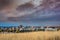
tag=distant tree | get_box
[8,27,14,32]
[8,28,12,32]
[0,27,2,32]
[16,28,19,33]
[16,30,19,33]
[19,25,23,28]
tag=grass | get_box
[0,31,60,40]
[47,35,60,40]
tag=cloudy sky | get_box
[0,0,60,26]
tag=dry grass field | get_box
[0,31,60,40]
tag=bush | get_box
[0,29,2,32]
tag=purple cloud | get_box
[0,0,60,22]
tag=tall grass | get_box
[0,31,60,40]
[48,36,60,40]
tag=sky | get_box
[0,0,60,26]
